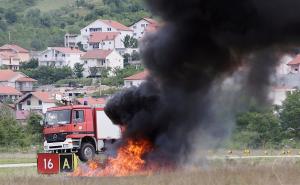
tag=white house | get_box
[0,52,20,70]
[124,70,148,88]
[81,49,124,77]
[0,69,37,93]
[16,91,56,114]
[88,32,124,50]
[38,47,85,68]
[75,19,133,50]
[269,87,296,105]
[130,18,159,39]
[287,54,300,74]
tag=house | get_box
[0,44,30,62]
[0,52,21,70]
[16,91,56,114]
[64,33,79,48]
[276,54,293,75]
[74,19,133,51]
[130,18,159,39]
[124,70,148,88]
[75,97,106,108]
[269,87,296,105]
[81,49,124,77]
[0,69,37,93]
[88,32,124,50]
[38,47,85,68]
[287,54,300,73]
[15,110,30,125]
[0,86,22,102]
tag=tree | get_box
[122,35,138,48]
[73,63,84,78]
[89,67,99,77]
[5,10,17,24]
[280,90,300,139]
[131,51,140,61]
[230,106,284,149]
[26,113,43,144]
[20,59,38,69]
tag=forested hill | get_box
[0,0,150,50]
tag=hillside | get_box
[0,0,151,50]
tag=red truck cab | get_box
[43,105,121,161]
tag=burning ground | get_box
[75,0,300,176]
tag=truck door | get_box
[72,109,86,133]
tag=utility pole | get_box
[8,31,11,43]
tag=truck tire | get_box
[78,142,95,162]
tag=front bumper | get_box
[44,138,80,151]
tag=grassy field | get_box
[0,153,36,164]
[0,156,299,185]
[33,0,75,12]
[1,164,300,185]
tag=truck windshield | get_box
[45,110,71,126]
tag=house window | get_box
[133,25,136,29]
[39,100,42,105]
[27,100,31,106]
[101,60,106,65]
[45,55,47,58]
[59,61,63,66]
[55,54,58,57]
[73,110,84,123]
[141,24,145,27]
[107,28,112,31]
[84,61,88,64]
[130,81,133,86]
[133,33,137,36]
[141,32,144,34]
[109,41,111,44]
[62,54,65,57]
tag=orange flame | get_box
[72,139,153,176]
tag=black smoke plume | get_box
[105,0,300,165]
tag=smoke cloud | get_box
[105,0,300,166]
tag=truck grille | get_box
[45,133,68,143]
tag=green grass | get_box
[33,0,75,12]
[0,167,37,177]
[0,158,36,164]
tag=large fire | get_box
[72,139,153,176]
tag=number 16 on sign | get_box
[37,153,60,174]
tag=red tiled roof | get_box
[101,20,132,31]
[0,86,22,95]
[288,55,300,65]
[89,32,120,43]
[16,77,37,82]
[32,91,55,103]
[145,24,159,33]
[76,97,106,107]
[0,44,29,53]
[0,70,19,81]
[81,49,113,59]
[52,47,84,54]
[124,71,149,80]
[143,18,159,25]
[0,51,19,60]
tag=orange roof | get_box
[76,97,106,106]
[124,71,149,80]
[81,49,113,59]
[101,20,132,31]
[0,44,28,53]
[145,24,159,33]
[32,91,55,103]
[89,32,120,43]
[0,86,22,95]
[0,51,19,60]
[16,77,37,82]
[51,47,84,54]
[143,18,159,25]
[288,55,300,65]
[0,70,19,81]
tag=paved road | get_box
[0,163,36,168]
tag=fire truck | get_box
[42,105,121,162]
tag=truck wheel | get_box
[78,143,95,162]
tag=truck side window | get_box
[73,110,84,123]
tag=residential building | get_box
[130,18,159,39]
[16,110,30,125]
[75,19,133,50]
[88,32,124,50]
[0,69,37,93]
[16,91,56,114]
[276,54,293,75]
[38,47,85,68]
[75,97,106,108]
[269,87,296,105]
[287,54,300,73]
[0,52,20,70]
[0,44,30,62]
[81,49,124,77]
[124,70,148,88]
[0,86,22,102]
[64,33,78,48]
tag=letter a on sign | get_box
[63,158,70,169]
[60,154,74,172]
